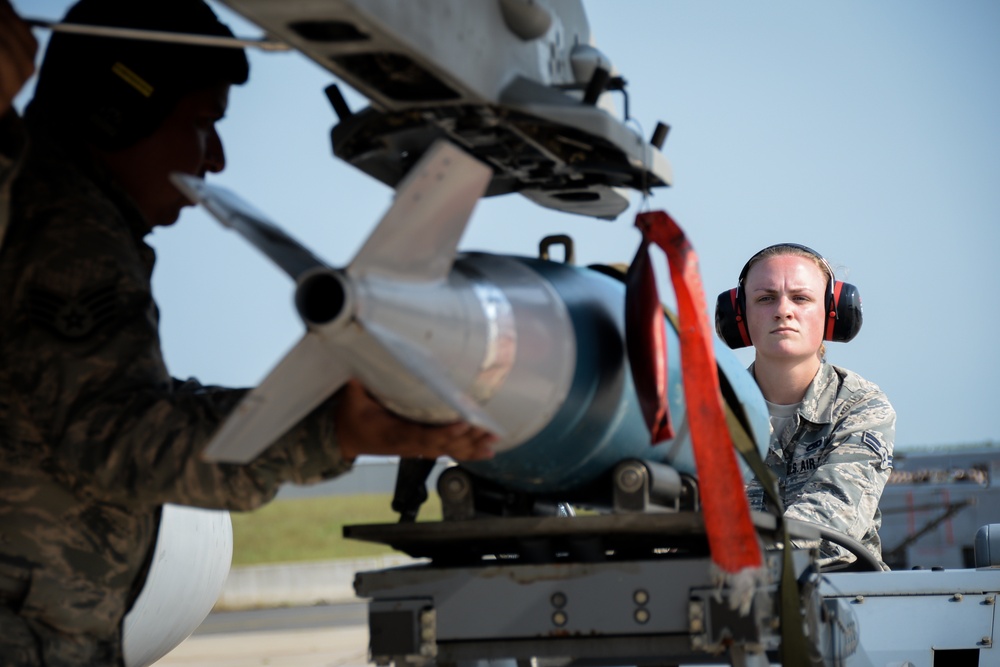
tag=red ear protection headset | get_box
[714,243,863,349]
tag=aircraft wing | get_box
[216,0,672,220]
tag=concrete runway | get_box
[154,604,371,667]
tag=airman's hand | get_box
[0,1,37,117]
[335,380,497,462]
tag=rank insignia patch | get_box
[27,283,120,340]
[861,431,893,470]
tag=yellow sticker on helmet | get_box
[111,62,153,98]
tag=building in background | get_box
[879,446,999,570]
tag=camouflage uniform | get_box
[0,116,353,665]
[745,362,895,570]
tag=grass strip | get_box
[230,493,441,566]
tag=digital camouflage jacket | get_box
[0,117,353,666]
[745,362,896,569]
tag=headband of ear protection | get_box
[27,0,249,151]
[714,243,863,349]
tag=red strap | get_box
[729,288,752,347]
[625,238,674,443]
[825,281,843,340]
[636,210,762,573]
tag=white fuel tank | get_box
[122,504,233,667]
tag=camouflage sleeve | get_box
[782,389,895,559]
[745,477,764,511]
[6,199,351,511]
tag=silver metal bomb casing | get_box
[313,252,579,449]
[460,255,661,493]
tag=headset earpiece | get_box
[715,288,752,349]
[827,281,863,342]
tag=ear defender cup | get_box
[715,288,752,349]
[827,281,863,342]
[714,244,863,349]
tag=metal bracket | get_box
[612,459,693,513]
[688,586,778,657]
[369,599,437,666]
[539,235,575,264]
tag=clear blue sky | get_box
[14,1,1000,451]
